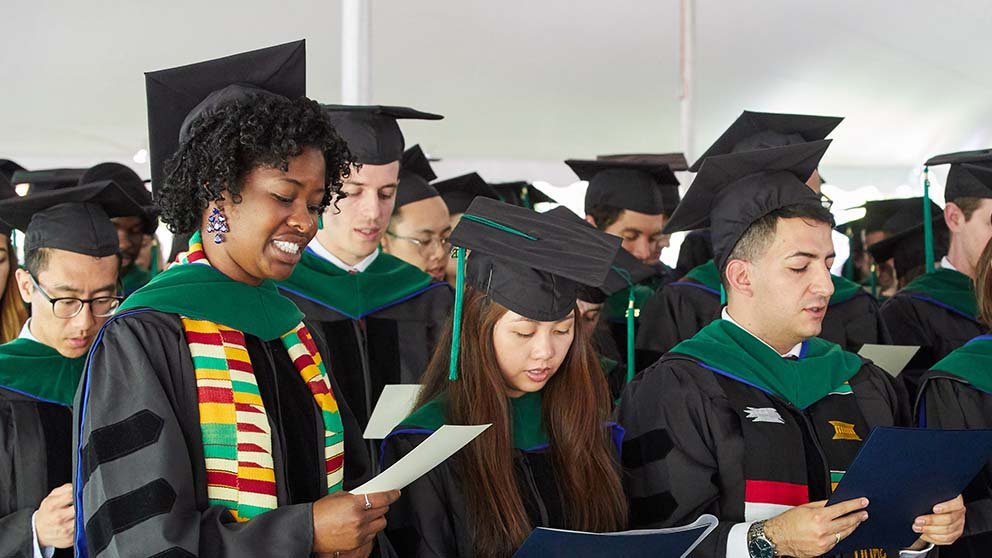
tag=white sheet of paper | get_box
[363,384,424,439]
[351,424,491,495]
[858,344,920,377]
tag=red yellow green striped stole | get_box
[179,238,344,521]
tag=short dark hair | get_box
[950,197,984,221]
[585,204,625,230]
[157,94,354,235]
[723,204,835,286]
[24,247,51,277]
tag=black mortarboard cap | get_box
[11,168,86,195]
[490,181,556,209]
[925,149,992,201]
[597,152,689,172]
[665,140,831,272]
[544,206,655,303]
[674,228,714,278]
[690,110,843,172]
[435,172,500,215]
[145,40,307,197]
[395,145,440,208]
[0,160,24,183]
[449,198,621,322]
[0,174,17,236]
[78,162,159,233]
[566,159,680,216]
[848,198,923,233]
[0,172,149,257]
[322,105,443,166]
[866,200,949,278]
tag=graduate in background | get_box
[880,150,992,397]
[489,180,555,210]
[0,172,27,343]
[617,141,964,558]
[865,200,949,291]
[917,237,992,558]
[0,176,137,556]
[279,105,451,452]
[76,42,393,558]
[380,145,452,282]
[635,112,887,366]
[434,171,500,285]
[382,198,627,558]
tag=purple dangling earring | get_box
[206,207,230,244]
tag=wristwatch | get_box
[747,520,778,558]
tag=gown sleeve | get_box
[616,359,745,558]
[74,313,316,558]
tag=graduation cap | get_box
[0,174,18,236]
[489,181,556,209]
[0,160,24,183]
[0,172,149,257]
[10,168,86,195]
[597,152,689,172]
[665,140,832,273]
[565,159,681,216]
[145,40,307,197]
[690,110,843,172]
[866,199,948,280]
[446,197,621,380]
[926,149,992,202]
[395,145,440,209]
[854,198,924,233]
[322,105,443,166]
[435,172,500,215]
[78,163,159,233]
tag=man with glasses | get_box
[381,145,452,281]
[0,179,140,557]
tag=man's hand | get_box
[763,498,869,558]
[312,490,400,554]
[907,494,966,549]
[36,484,75,549]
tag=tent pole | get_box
[341,0,372,104]
[679,0,695,165]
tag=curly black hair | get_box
[157,95,354,234]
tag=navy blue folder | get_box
[513,514,717,558]
[827,427,992,553]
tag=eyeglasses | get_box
[29,275,123,319]
[386,231,451,253]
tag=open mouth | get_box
[273,240,301,255]
[354,227,381,241]
[525,367,552,383]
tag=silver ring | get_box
[364,493,373,510]
[835,532,842,545]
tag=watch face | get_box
[748,538,775,558]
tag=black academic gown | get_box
[618,354,910,558]
[74,310,371,558]
[380,428,623,558]
[0,388,72,558]
[881,294,984,398]
[917,372,992,558]
[284,285,452,433]
[635,281,889,370]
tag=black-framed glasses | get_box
[385,231,451,253]
[29,274,123,319]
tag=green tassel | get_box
[448,247,466,381]
[720,284,727,305]
[625,290,636,384]
[317,213,324,230]
[461,214,538,240]
[521,185,532,210]
[923,166,935,274]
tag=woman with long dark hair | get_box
[0,174,27,343]
[382,198,628,557]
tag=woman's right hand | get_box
[312,490,401,553]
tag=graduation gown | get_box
[381,393,624,558]
[916,336,992,558]
[74,310,371,558]
[881,269,984,398]
[279,250,453,435]
[0,389,72,558]
[635,260,889,368]
[618,320,911,558]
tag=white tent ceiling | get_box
[3,0,991,192]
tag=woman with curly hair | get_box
[382,198,629,557]
[75,42,398,558]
